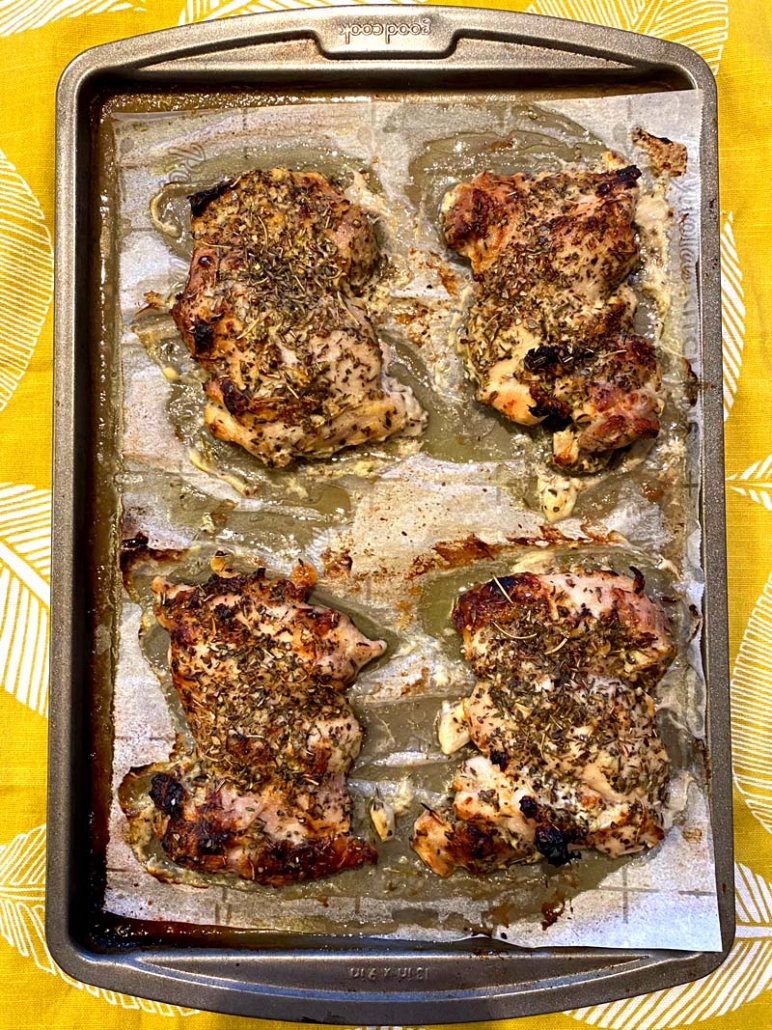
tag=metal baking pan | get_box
[48,5,733,1022]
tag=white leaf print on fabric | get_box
[0,150,53,409]
[568,864,772,1027]
[721,212,745,420]
[727,455,772,513]
[525,1,728,74]
[0,0,144,37]
[0,825,199,1015]
[179,0,423,26]
[731,569,772,833]
[0,825,49,973]
[0,484,50,716]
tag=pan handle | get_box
[58,6,717,88]
[311,8,456,59]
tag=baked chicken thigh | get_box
[441,157,664,469]
[121,562,383,885]
[172,168,425,466]
[412,570,675,876]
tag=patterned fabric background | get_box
[0,0,769,1027]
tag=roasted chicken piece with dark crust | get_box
[454,569,675,689]
[120,562,384,885]
[172,168,425,466]
[441,158,664,469]
[412,570,675,877]
[121,749,377,885]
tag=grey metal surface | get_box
[47,5,733,1022]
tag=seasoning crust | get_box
[412,570,675,876]
[120,562,385,885]
[172,168,425,467]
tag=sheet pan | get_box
[47,6,733,1022]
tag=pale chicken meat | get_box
[120,562,384,885]
[441,158,664,470]
[172,168,425,466]
[412,570,675,876]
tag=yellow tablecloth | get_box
[1,1,770,1027]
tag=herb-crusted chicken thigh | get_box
[441,157,665,470]
[412,570,676,876]
[172,168,425,466]
[120,562,384,885]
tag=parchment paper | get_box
[103,88,722,951]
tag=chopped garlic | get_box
[537,473,579,523]
[370,792,395,841]
[149,189,182,239]
[188,448,212,474]
[437,700,471,755]
[391,777,414,816]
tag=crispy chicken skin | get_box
[120,563,384,885]
[441,159,664,469]
[172,168,425,466]
[412,570,675,877]
[632,128,688,179]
